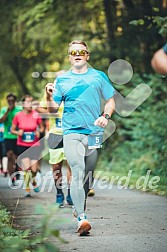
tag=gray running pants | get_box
[63,133,98,216]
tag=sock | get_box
[78,213,86,221]
[67,188,70,196]
[15,164,20,180]
[31,172,37,187]
[2,156,8,173]
[24,171,31,190]
[67,183,70,196]
[57,183,63,195]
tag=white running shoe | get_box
[77,214,91,236]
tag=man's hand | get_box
[45,83,59,113]
[45,83,55,98]
[94,116,109,128]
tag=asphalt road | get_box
[0,162,167,252]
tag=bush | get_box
[0,203,66,252]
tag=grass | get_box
[0,203,66,252]
[95,159,167,196]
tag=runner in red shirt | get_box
[11,95,44,197]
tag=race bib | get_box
[55,118,62,128]
[22,132,35,143]
[88,132,103,149]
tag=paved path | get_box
[0,162,167,252]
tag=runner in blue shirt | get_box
[46,40,115,236]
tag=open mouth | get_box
[75,58,82,61]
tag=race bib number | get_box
[88,132,103,149]
[22,132,35,143]
[55,118,62,128]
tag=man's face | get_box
[68,44,89,69]
[7,97,15,108]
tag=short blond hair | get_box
[68,40,89,53]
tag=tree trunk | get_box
[9,58,29,95]
[103,0,117,62]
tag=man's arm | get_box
[0,109,9,123]
[103,97,115,117]
[45,83,60,113]
[151,45,167,75]
[94,97,115,128]
[0,101,16,123]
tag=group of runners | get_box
[0,93,96,202]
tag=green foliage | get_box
[130,15,167,38]
[98,73,167,194]
[152,16,167,37]
[0,0,166,99]
[129,19,145,26]
[0,203,66,252]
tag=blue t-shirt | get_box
[53,68,115,135]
